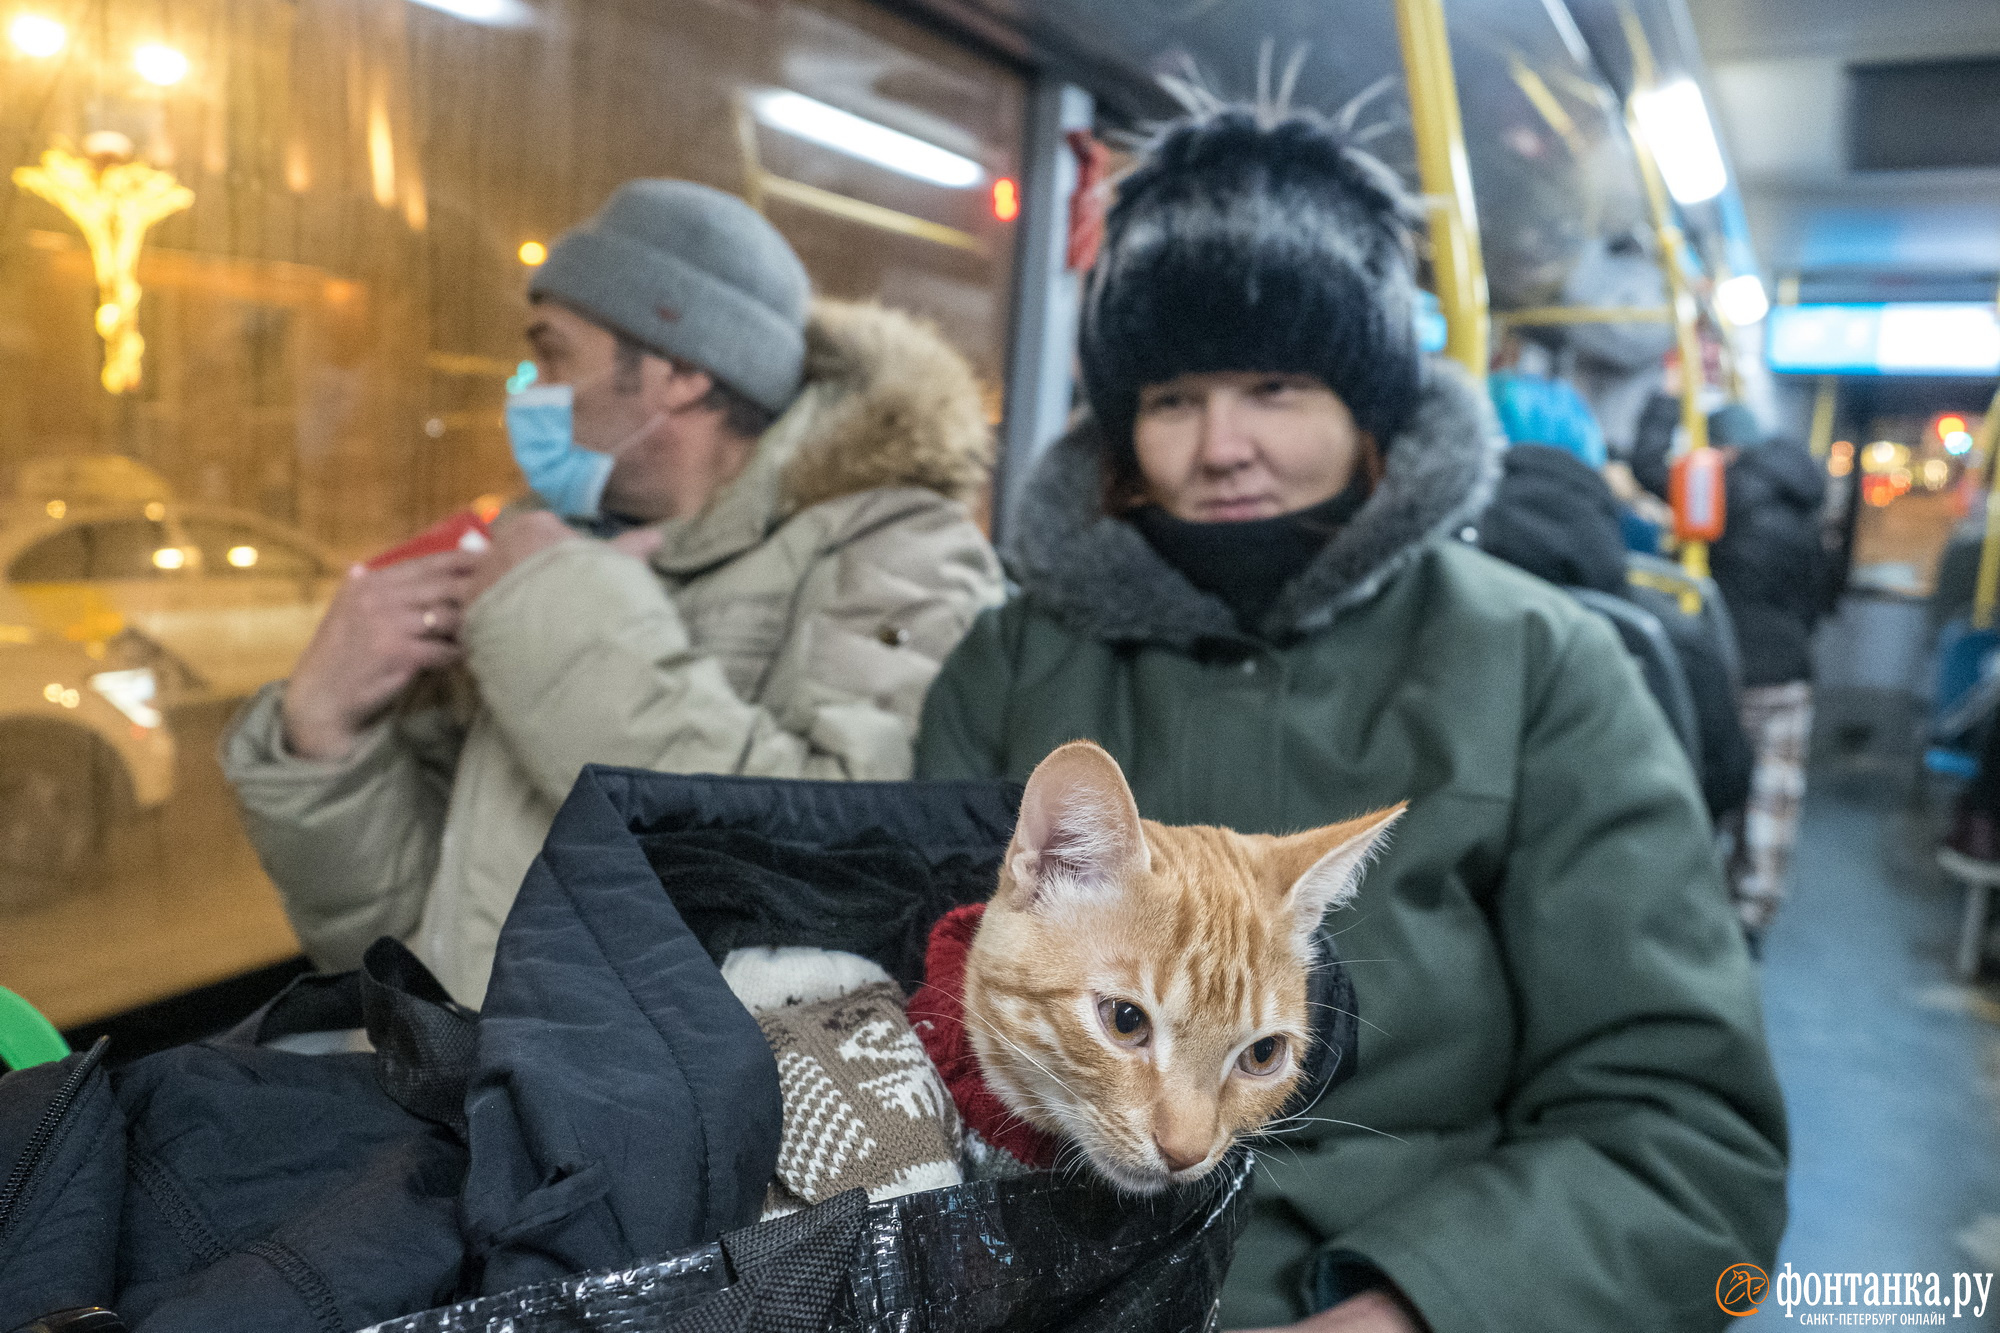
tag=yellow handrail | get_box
[1617,6,1712,577]
[1495,305,1672,327]
[1807,377,1837,460]
[1396,0,1489,380]
[1968,376,2000,629]
[730,91,985,255]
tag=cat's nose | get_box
[1154,1136,1208,1173]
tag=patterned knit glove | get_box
[756,981,963,1217]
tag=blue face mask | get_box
[505,384,614,519]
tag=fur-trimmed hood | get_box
[1006,360,1502,647]
[652,299,991,575]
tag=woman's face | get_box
[1133,372,1367,522]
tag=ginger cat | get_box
[963,740,1403,1194]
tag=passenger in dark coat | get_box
[1709,435,1829,688]
[1478,443,1630,593]
[918,107,1784,1333]
[1479,443,1753,819]
[1630,390,1680,501]
[1708,420,1828,935]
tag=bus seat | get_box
[1627,552,1744,695]
[1568,587,1705,777]
[1925,618,2000,780]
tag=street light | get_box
[133,43,189,86]
[8,14,66,57]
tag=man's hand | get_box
[1235,1291,1425,1333]
[608,524,664,562]
[281,550,480,762]
[462,509,580,607]
[457,508,661,625]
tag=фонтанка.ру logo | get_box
[1719,1264,1769,1317]
[1734,1264,1997,1322]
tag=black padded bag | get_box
[1,769,1360,1333]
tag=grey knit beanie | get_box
[530,180,810,414]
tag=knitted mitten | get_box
[756,981,962,1217]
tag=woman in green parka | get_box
[915,108,1786,1333]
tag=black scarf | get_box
[1130,478,1370,633]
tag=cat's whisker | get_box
[963,1012,1086,1101]
[1304,999,1391,1038]
[1241,1142,1299,1175]
[1254,1112,1407,1144]
[1053,1140,1095,1184]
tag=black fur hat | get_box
[1079,108,1426,458]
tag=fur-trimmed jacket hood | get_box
[650,299,993,577]
[1006,360,1502,647]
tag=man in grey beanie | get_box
[224,179,1003,1006]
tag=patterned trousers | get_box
[1725,681,1815,933]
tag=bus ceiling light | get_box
[518,240,547,266]
[1715,274,1769,327]
[1631,80,1728,205]
[406,0,535,25]
[133,43,189,86]
[9,14,66,57]
[750,90,982,189]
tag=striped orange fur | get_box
[964,740,1403,1194]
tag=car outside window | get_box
[9,520,174,582]
[9,527,89,582]
[87,520,178,579]
[181,520,325,579]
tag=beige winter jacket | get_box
[224,302,1004,1006]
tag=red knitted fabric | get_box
[909,903,1060,1170]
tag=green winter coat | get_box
[915,364,1786,1332]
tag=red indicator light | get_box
[991,177,1019,222]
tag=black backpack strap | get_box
[357,938,479,1138]
[219,939,478,1139]
[669,1189,869,1333]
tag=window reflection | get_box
[0,0,1024,1027]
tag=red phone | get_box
[365,510,493,570]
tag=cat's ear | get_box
[1272,804,1407,946]
[1002,740,1151,912]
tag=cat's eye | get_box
[1097,997,1152,1048]
[1237,1035,1288,1076]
